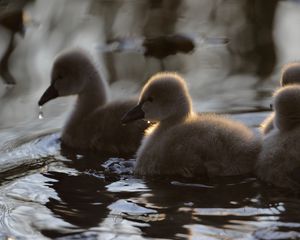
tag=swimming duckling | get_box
[122,72,260,177]
[256,85,300,189]
[38,48,148,157]
[261,62,300,134]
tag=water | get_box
[1,130,300,239]
[1,0,300,239]
[3,110,298,239]
[38,106,44,120]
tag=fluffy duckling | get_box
[122,72,260,177]
[280,62,300,86]
[261,63,300,134]
[38,49,148,157]
[256,85,300,189]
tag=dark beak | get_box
[38,85,59,106]
[121,104,145,124]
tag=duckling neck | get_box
[275,113,300,131]
[159,109,192,129]
[65,70,109,130]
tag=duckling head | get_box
[122,72,192,123]
[38,49,97,106]
[281,62,300,86]
[274,85,300,131]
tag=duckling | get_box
[261,62,300,134]
[38,48,148,157]
[256,85,300,189]
[280,62,300,86]
[122,72,260,177]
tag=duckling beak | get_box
[38,85,59,106]
[121,104,145,124]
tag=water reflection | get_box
[0,127,300,239]
[40,162,300,239]
[42,171,113,238]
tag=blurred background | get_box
[0,0,300,130]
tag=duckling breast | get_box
[256,127,300,189]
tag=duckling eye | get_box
[148,96,154,102]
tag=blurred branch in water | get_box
[143,0,182,36]
[89,0,123,84]
[213,0,279,79]
[0,33,17,85]
[142,0,184,74]
[0,0,30,85]
[0,9,25,35]
[90,0,187,83]
[247,0,279,78]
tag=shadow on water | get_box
[41,172,114,238]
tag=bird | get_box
[38,48,148,157]
[142,34,195,66]
[103,34,195,71]
[261,62,300,135]
[256,85,300,189]
[122,72,260,178]
[102,34,228,71]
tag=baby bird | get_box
[280,62,300,86]
[38,49,148,157]
[256,85,300,189]
[122,72,260,177]
[262,62,300,134]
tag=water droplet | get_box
[147,121,151,124]
[38,106,44,120]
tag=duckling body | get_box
[135,114,259,177]
[62,99,147,156]
[39,49,147,157]
[262,62,300,135]
[256,86,300,189]
[122,72,260,177]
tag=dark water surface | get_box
[1,0,300,239]
[1,112,300,240]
